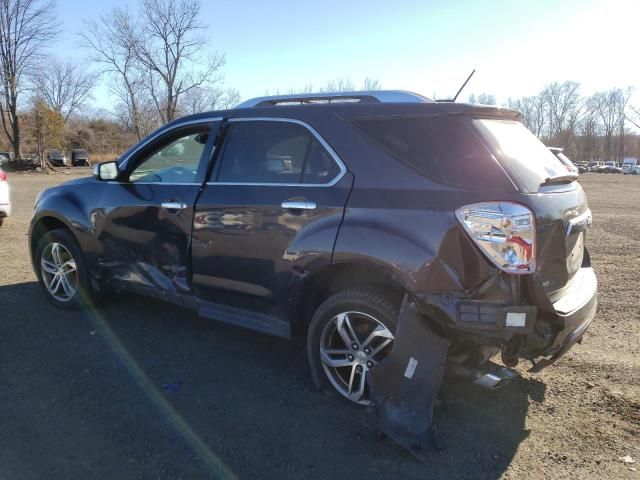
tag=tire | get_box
[307,288,399,406]
[34,228,94,310]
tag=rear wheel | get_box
[35,229,93,309]
[307,288,399,406]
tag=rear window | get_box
[473,119,567,192]
[351,116,513,190]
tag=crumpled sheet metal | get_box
[369,295,449,460]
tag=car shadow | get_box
[0,282,545,479]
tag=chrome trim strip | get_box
[119,117,223,171]
[105,182,202,186]
[161,202,188,210]
[566,208,592,236]
[207,117,348,188]
[281,200,317,210]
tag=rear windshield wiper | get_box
[541,173,578,186]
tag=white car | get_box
[0,168,10,226]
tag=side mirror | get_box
[94,161,119,181]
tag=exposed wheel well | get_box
[30,217,69,258]
[291,263,405,337]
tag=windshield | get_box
[473,119,568,192]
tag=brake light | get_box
[455,202,536,274]
[0,170,6,181]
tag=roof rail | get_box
[236,90,433,108]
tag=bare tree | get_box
[110,78,158,139]
[80,7,148,139]
[321,78,355,93]
[0,0,57,160]
[363,77,382,91]
[180,85,240,114]
[626,105,640,130]
[508,96,546,138]
[539,81,581,142]
[287,78,382,95]
[590,88,630,161]
[134,0,225,123]
[469,93,496,105]
[34,59,98,122]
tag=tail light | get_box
[0,170,6,181]
[455,202,536,274]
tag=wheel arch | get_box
[30,214,75,261]
[290,261,406,337]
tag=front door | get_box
[96,121,219,300]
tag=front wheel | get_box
[307,288,399,406]
[34,228,93,310]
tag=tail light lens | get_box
[455,202,536,274]
[0,170,6,181]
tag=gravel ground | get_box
[0,171,638,479]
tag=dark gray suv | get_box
[29,90,596,452]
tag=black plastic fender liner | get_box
[369,295,449,460]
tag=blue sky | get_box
[56,0,640,109]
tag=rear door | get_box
[191,118,352,324]
[96,120,220,299]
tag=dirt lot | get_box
[0,171,638,479]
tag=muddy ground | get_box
[0,171,638,479]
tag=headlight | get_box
[455,202,536,274]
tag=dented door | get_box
[95,121,220,298]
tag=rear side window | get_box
[216,121,341,185]
[351,116,513,190]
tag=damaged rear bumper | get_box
[413,265,597,370]
[528,266,597,371]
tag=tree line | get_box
[471,82,639,163]
[0,0,638,166]
[0,0,238,165]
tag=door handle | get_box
[281,201,317,210]
[161,201,188,211]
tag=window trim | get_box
[209,117,347,187]
[118,117,223,172]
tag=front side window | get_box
[216,121,341,185]
[129,128,210,183]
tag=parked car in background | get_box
[595,164,623,174]
[587,161,603,171]
[71,149,90,166]
[47,150,67,167]
[576,163,588,173]
[548,147,579,174]
[0,167,10,226]
[622,157,638,174]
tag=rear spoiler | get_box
[437,103,523,121]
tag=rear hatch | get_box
[350,108,591,301]
[472,118,590,300]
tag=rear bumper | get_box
[414,265,597,370]
[528,266,597,371]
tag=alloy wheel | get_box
[40,242,78,302]
[319,311,395,405]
